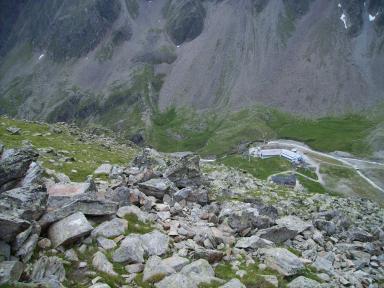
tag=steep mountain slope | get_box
[0,0,383,126]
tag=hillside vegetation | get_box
[0,116,136,181]
[146,107,378,157]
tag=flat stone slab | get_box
[39,199,117,228]
[48,212,93,248]
[47,182,92,197]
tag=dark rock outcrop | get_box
[165,0,206,45]
[0,147,39,191]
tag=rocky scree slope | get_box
[0,120,383,287]
[1,0,384,129]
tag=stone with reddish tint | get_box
[47,182,93,198]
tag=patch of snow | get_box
[176,45,180,48]
[340,13,348,29]
[38,54,45,60]
[338,3,342,8]
[369,13,379,22]
[369,14,376,21]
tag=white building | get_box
[249,147,303,164]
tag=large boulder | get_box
[275,216,312,234]
[164,152,201,188]
[92,251,117,276]
[91,218,127,238]
[162,255,190,272]
[0,184,47,245]
[0,185,48,220]
[47,181,96,204]
[141,230,170,256]
[219,202,270,232]
[256,225,298,244]
[112,234,145,263]
[0,261,24,285]
[138,178,175,199]
[348,227,374,242]
[39,199,117,229]
[179,259,216,284]
[0,213,32,243]
[106,186,131,207]
[0,147,38,191]
[48,212,93,248]
[31,256,65,286]
[260,248,304,276]
[235,235,274,250]
[155,273,196,288]
[156,259,215,288]
[20,162,44,187]
[313,219,337,236]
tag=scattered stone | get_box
[92,218,127,238]
[64,248,79,262]
[112,235,145,263]
[94,164,112,176]
[0,241,10,261]
[0,261,24,285]
[257,275,279,287]
[143,255,176,282]
[92,251,117,276]
[348,227,374,242]
[155,273,196,288]
[219,278,246,288]
[107,186,130,206]
[313,220,336,236]
[138,178,174,199]
[38,238,52,250]
[6,127,21,135]
[141,230,169,256]
[256,226,298,243]
[31,256,65,285]
[97,237,117,250]
[15,233,39,262]
[125,263,144,273]
[89,283,111,288]
[48,212,93,248]
[116,205,149,222]
[260,248,304,276]
[287,276,321,288]
[276,215,312,234]
[162,255,190,272]
[39,199,117,228]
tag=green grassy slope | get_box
[0,117,136,181]
[146,106,378,158]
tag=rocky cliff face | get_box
[0,0,384,123]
